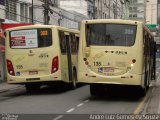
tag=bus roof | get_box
[82,19,153,36]
[81,19,143,25]
[5,24,79,34]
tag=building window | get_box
[133,14,137,18]
[51,0,58,7]
[129,7,132,11]
[20,3,28,22]
[5,0,17,21]
[130,0,137,4]
[129,14,132,18]
[133,7,137,11]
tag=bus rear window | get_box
[10,28,52,49]
[86,23,137,46]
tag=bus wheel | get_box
[25,84,40,94]
[70,70,77,90]
[90,84,104,97]
[140,70,149,96]
[90,84,97,96]
[139,87,147,97]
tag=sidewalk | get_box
[145,81,160,114]
[0,82,22,93]
[144,64,160,114]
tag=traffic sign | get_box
[145,24,159,31]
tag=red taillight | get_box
[51,56,58,73]
[6,59,15,76]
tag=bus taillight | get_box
[51,56,58,73]
[6,59,15,76]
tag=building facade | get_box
[59,0,130,20]
[94,0,129,19]
[121,0,130,19]
[129,0,147,22]
[157,0,160,36]
[58,0,94,19]
[0,0,88,29]
[146,0,157,24]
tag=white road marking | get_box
[53,115,63,120]
[77,103,84,107]
[66,108,75,113]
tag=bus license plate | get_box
[29,71,38,75]
[104,67,114,72]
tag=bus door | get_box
[59,31,72,81]
[65,33,73,82]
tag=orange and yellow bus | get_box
[5,25,80,93]
[78,19,156,96]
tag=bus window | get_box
[59,31,66,54]
[85,24,137,46]
[10,28,52,49]
[38,28,52,47]
[70,33,78,54]
[76,36,79,52]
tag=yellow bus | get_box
[5,25,80,92]
[78,19,156,96]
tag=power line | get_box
[0,7,44,24]
[9,0,88,23]
[10,0,88,20]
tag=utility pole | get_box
[93,0,95,19]
[44,0,49,25]
[42,0,54,25]
[32,0,34,24]
[101,0,102,18]
[109,0,111,18]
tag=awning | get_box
[1,23,32,30]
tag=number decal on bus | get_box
[40,30,48,36]
[16,65,23,69]
[94,61,101,66]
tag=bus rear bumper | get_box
[78,72,144,87]
[7,71,64,84]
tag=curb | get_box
[0,86,23,93]
[0,89,9,93]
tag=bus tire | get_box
[90,84,104,97]
[90,84,97,96]
[25,84,40,94]
[139,87,147,97]
[70,70,77,90]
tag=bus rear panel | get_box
[78,19,156,96]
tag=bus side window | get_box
[86,25,91,47]
[59,31,66,54]
[76,36,79,53]
[70,33,77,54]
[144,32,149,56]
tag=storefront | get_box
[0,26,5,82]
